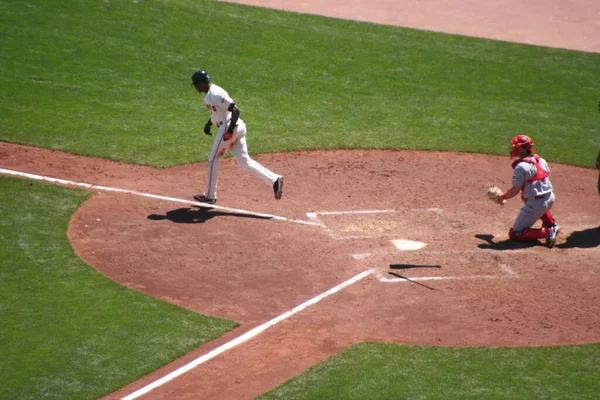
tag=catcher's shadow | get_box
[556,226,600,249]
[474,234,540,250]
[147,207,272,224]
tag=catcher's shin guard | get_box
[541,211,556,227]
[509,227,548,241]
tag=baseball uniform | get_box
[191,70,283,203]
[511,155,555,232]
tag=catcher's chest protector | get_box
[512,155,548,183]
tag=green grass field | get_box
[260,343,600,399]
[2,0,599,167]
[1,0,599,399]
[0,176,238,399]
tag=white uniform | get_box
[201,83,280,201]
[512,156,555,232]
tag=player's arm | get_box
[503,166,525,200]
[226,103,239,134]
[503,185,521,200]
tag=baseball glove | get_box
[487,186,506,205]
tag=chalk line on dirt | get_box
[374,263,518,283]
[0,168,318,226]
[121,269,374,400]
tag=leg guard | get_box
[509,227,548,241]
[540,211,556,227]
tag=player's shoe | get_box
[545,224,559,248]
[193,194,216,204]
[273,176,284,200]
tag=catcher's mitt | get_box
[487,186,506,205]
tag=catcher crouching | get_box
[487,135,559,248]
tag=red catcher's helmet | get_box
[510,134,535,157]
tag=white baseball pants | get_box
[203,119,279,200]
[512,192,555,232]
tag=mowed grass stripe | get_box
[1,0,598,167]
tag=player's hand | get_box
[203,122,212,136]
[487,186,506,205]
[223,132,233,141]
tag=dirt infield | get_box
[1,142,599,399]
[227,0,600,53]
[222,0,600,53]
[2,1,599,399]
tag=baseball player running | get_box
[492,135,559,248]
[190,70,283,204]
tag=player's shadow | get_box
[388,264,441,290]
[556,226,600,249]
[474,234,540,250]
[147,207,272,224]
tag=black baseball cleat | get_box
[273,176,284,200]
[193,194,217,204]
[545,224,559,248]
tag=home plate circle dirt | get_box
[60,149,599,348]
[2,142,599,399]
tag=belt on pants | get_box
[216,121,237,128]
[533,193,549,199]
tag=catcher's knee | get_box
[509,227,545,241]
[508,228,521,240]
[509,228,534,241]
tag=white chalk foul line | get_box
[0,168,318,226]
[121,269,374,400]
[308,209,397,216]
[375,264,518,283]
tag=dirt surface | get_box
[1,1,599,399]
[222,0,600,53]
[2,142,599,400]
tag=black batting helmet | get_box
[191,70,210,85]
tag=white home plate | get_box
[391,239,427,251]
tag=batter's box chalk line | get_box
[373,263,518,283]
[306,208,444,239]
[0,168,318,226]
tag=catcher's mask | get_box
[510,134,534,157]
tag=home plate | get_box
[391,239,427,251]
